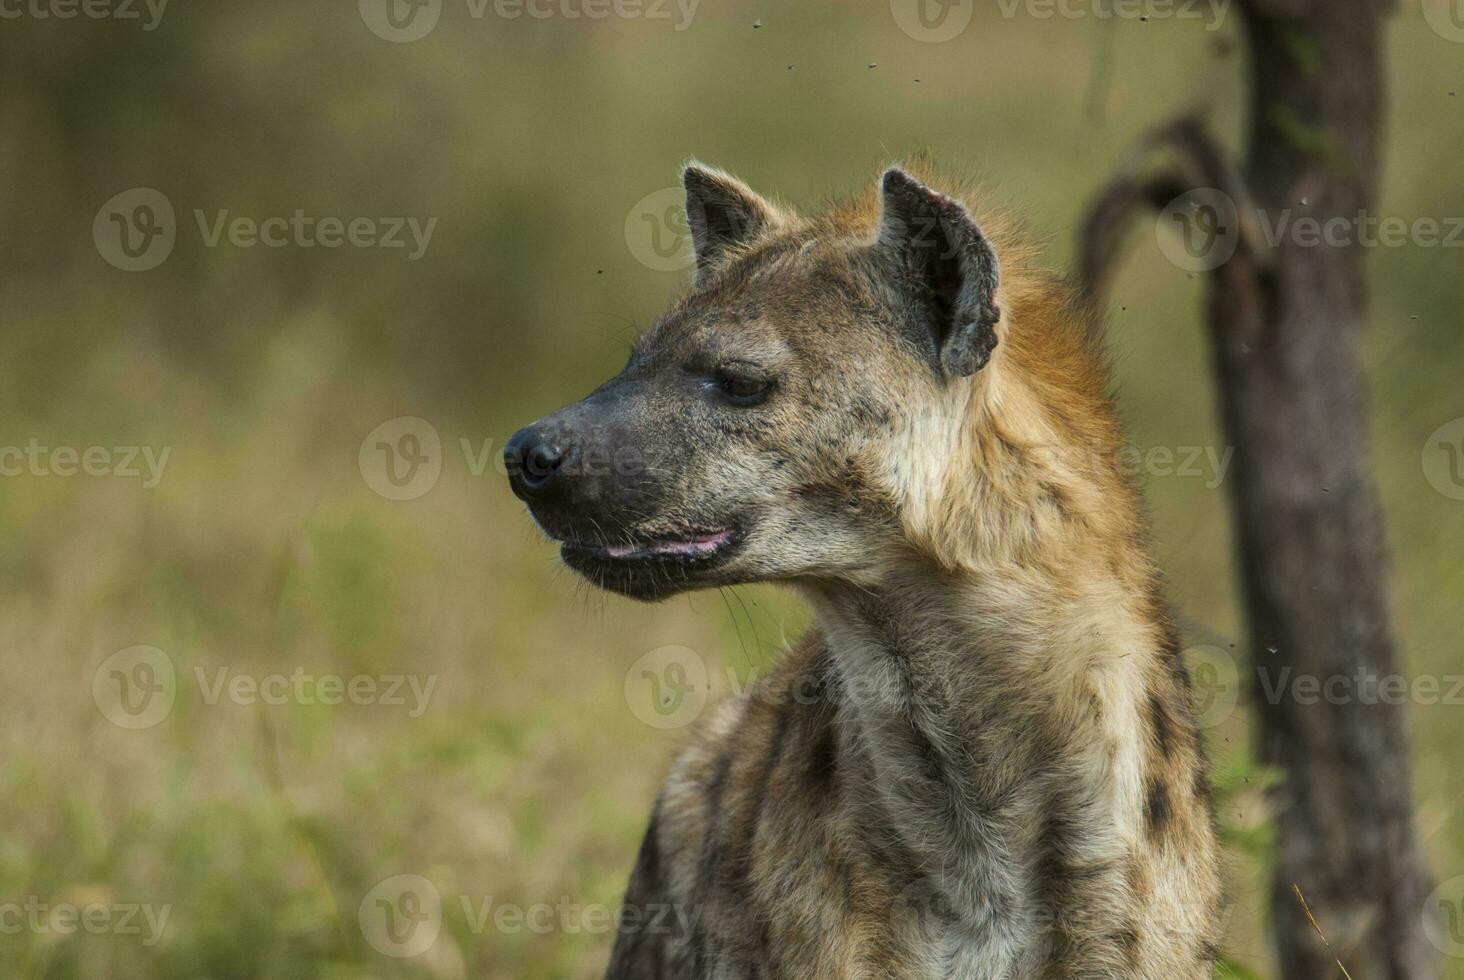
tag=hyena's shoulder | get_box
[605,634,911,979]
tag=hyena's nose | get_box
[504,426,568,500]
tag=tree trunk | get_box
[1080,0,1436,975]
[1215,1,1434,977]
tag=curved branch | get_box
[1076,114,1270,312]
[1077,171,1189,307]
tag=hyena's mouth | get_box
[558,526,743,599]
[595,528,733,560]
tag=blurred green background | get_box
[0,1,1461,977]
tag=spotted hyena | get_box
[504,163,1223,978]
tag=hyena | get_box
[505,163,1223,978]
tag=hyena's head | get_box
[506,163,1113,600]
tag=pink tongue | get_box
[606,530,729,558]
[656,533,726,555]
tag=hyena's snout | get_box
[505,382,747,601]
[503,402,653,526]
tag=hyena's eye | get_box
[710,367,775,407]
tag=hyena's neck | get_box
[805,551,1192,968]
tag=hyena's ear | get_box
[875,168,1001,377]
[682,163,782,276]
